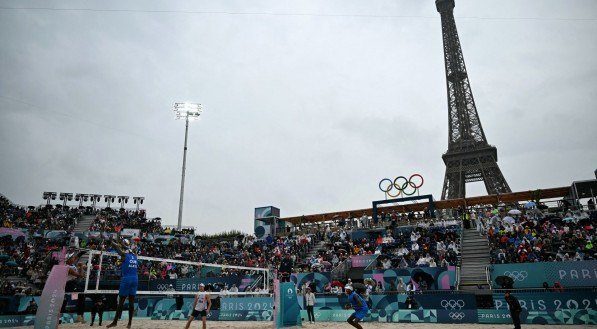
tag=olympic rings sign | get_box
[504,271,528,281]
[449,312,465,320]
[440,299,465,310]
[378,174,424,198]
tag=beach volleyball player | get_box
[184,283,212,329]
[345,285,368,329]
[107,238,138,329]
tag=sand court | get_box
[13,321,593,329]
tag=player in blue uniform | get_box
[107,238,138,329]
[345,285,368,329]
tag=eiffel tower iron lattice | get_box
[436,0,511,200]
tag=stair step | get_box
[461,276,486,280]
[462,241,487,245]
[461,252,490,257]
[462,243,487,246]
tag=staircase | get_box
[306,240,326,259]
[458,227,491,291]
[73,214,95,234]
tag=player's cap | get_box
[345,285,353,291]
[122,239,130,246]
[199,283,205,287]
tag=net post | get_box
[84,250,92,293]
[95,251,103,290]
[273,278,279,329]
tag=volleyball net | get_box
[83,250,271,296]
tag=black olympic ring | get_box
[449,312,465,320]
[379,174,424,198]
[441,299,465,310]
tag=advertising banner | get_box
[276,282,300,328]
[121,228,140,238]
[219,297,273,311]
[411,294,477,310]
[479,309,597,325]
[351,255,378,268]
[490,260,597,288]
[148,276,257,292]
[254,207,280,219]
[491,291,597,312]
[34,265,69,329]
[290,272,331,293]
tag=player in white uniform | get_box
[184,283,211,329]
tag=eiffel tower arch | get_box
[436,0,512,200]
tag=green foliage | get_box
[195,230,245,241]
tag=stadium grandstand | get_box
[1,181,595,326]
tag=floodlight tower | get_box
[173,102,203,230]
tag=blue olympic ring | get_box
[378,174,424,198]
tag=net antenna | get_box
[84,250,271,296]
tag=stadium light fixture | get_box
[133,197,145,211]
[59,193,73,207]
[173,102,204,230]
[104,195,116,208]
[42,192,57,205]
[75,193,90,207]
[117,195,129,208]
[90,194,102,209]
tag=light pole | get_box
[173,102,203,230]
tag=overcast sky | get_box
[1,0,596,234]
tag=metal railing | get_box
[456,266,461,290]
[246,273,263,291]
[364,255,380,271]
[331,259,350,281]
[485,265,492,290]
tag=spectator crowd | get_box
[2,193,595,297]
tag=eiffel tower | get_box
[436,0,511,200]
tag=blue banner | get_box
[1,294,596,326]
[148,276,257,292]
[490,261,597,288]
[219,297,273,311]
[478,309,597,325]
[411,294,477,310]
[276,282,300,328]
[290,272,331,293]
[492,291,597,312]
